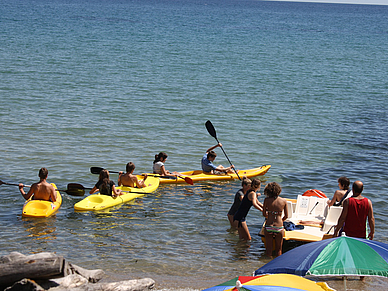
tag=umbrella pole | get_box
[343,276,347,290]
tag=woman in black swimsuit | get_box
[233,178,263,240]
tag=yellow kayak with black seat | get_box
[22,183,62,218]
[74,175,159,211]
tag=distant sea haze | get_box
[1,0,387,290]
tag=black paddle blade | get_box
[205,120,217,139]
[90,167,104,174]
[66,189,85,196]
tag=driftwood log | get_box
[0,252,155,291]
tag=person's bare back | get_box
[118,173,137,187]
[31,181,56,201]
[19,168,56,202]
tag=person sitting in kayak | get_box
[262,182,288,258]
[202,143,233,174]
[90,169,122,198]
[327,176,351,207]
[153,152,180,176]
[18,168,57,202]
[118,162,148,188]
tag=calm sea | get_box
[1,0,387,290]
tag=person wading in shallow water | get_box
[262,182,288,258]
[334,180,375,240]
[233,178,263,240]
[227,177,252,228]
[19,168,56,202]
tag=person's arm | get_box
[112,185,121,198]
[250,191,263,212]
[135,176,146,188]
[206,143,222,153]
[333,199,348,236]
[118,172,123,186]
[19,183,35,200]
[262,198,268,218]
[50,185,57,202]
[160,165,170,176]
[327,191,340,207]
[89,185,98,194]
[282,200,288,221]
[368,199,375,240]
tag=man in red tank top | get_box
[333,181,375,240]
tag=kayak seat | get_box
[322,206,343,234]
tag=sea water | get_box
[0,0,387,290]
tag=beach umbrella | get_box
[202,274,334,291]
[255,236,388,278]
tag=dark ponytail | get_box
[153,152,168,164]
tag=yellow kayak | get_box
[22,183,62,218]
[150,165,271,184]
[74,175,159,211]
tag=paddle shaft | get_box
[67,183,153,195]
[0,180,78,195]
[90,167,193,185]
[205,120,241,180]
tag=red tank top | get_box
[343,197,369,238]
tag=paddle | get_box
[205,120,241,180]
[66,183,153,196]
[145,174,194,185]
[90,167,194,185]
[0,179,84,196]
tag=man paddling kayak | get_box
[19,168,57,202]
[201,143,234,174]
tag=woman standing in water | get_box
[227,177,252,227]
[233,178,263,240]
[262,182,288,258]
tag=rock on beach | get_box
[0,252,155,291]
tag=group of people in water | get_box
[227,177,288,257]
[17,145,375,261]
[18,143,234,201]
[227,175,375,258]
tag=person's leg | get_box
[238,221,252,240]
[264,229,273,257]
[228,214,235,227]
[274,229,285,257]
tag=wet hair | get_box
[153,152,168,164]
[99,169,110,191]
[38,168,48,179]
[207,150,217,159]
[338,176,350,190]
[264,182,282,198]
[352,181,364,194]
[251,178,261,189]
[126,162,135,173]
[242,177,252,187]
